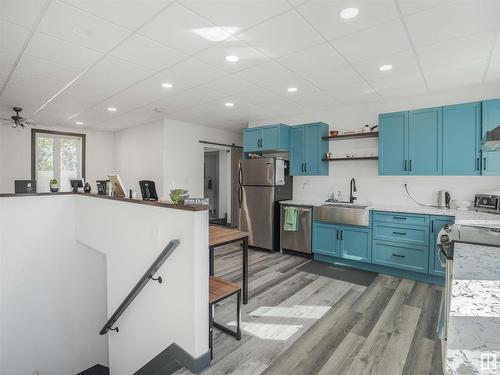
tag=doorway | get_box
[204,150,220,222]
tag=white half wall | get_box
[0,195,109,375]
[113,120,164,196]
[0,125,114,194]
[249,84,500,205]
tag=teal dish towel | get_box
[284,206,299,232]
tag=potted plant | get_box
[49,179,59,193]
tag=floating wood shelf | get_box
[323,132,379,140]
[323,156,379,161]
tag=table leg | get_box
[209,246,215,276]
[242,237,248,304]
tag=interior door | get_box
[379,112,408,175]
[238,186,275,250]
[408,107,442,175]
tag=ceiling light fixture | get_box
[75,121,84,125]
[339,7,359,19]
[225,102,234,107]
[107,107,117,112]
[379,64,393,71]
[225,55,239,63]
[72,26,94,38]
[161,82,173,88]
[287,87,298,92]
[192,27,239,42]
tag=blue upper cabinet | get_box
[408,107,442,175]
[443,102,481,175]
[243,124,290,153]
[290,122,329,176]
[379,111,408,175]
[482,99,500,175]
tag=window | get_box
[31,129,86,192]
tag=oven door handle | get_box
[439,244,452,260]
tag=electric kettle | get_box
[438,190,451,209]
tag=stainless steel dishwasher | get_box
[280,204,312,254]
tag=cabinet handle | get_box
[260,139,263,148]
[336,229,339,240]
[301,163,304,172]
[484,157,487,171]
[409,159,412,171]
[393,216,407,220]
[392,253,406,258]
[392,231,406,236]
[431,220,434,232]
[304,163,307,173]
[340,230,343,240]
[404,160,407,171]
[476,157,480,171]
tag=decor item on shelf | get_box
[84,182,91,193]
[370,125,378,132]
[362,124,370,132]
[49,179,59,193]
[247,153,262,159]
[329,130,339,137]
[184,197,209,205]
[170,189,190,205]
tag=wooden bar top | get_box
[0,192,209,212]
[209,225,248,247]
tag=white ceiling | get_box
[0,0,499,131]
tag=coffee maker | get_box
[437,190,451,209]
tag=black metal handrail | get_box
[99,239,180,335]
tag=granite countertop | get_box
[280,200,500,228]
[0,192,209,211]
[447,242,500,375]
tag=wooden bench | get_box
[209,276,242,360]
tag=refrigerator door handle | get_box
[238,164,243,185]
[238,186,243,209]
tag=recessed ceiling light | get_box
[287,87,298,93]
[72,26,94,38]
[339,7,359,19]
[225,102,234,107]
[75,121,84,125]
[192,27,239,42]
[107,107,117,112]
[161,82,173,88]
[379,64,393,72]
[225,55,239,63]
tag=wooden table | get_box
[209,225,249,304]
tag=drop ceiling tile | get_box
[151,86,227,113]
[37,0,129,53]
[264,77,321,100]
[375,75,428,98]
[331,19,411,63]
[0,19,30,53]
[423,58,489,91]
[16,54,80,84]
[234,61,298,87]
[24,32,103,71]
[326,80,380,104]
[110,34,186,71]
[405,1,500,47]
[226,87,297,108]
[62,0,171,30]
[353,50,420,87]
[417,30,497,69]
[4,71,66,101]
[180,0,290,30]
[397,0,454,15]
[159,57,226,87]
[302,64,364,91]
[196,38,269,73]
[492,31,500,55]
[296,0,399,40]
[200,75,258,96]
[0,92,43,116]
[277,43,346,75]
[0,48,17,85]
[237,10,323,57]
[0,0,48,28]
[485,54,500,82]
[139,3,222,55]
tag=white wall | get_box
[0,125,114,194]
[0,195,108,375]
[75,195,209,374]
[249,84,500,206]
[113,121,164,196]
[163,119,242,198]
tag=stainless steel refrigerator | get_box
[237,157,292,251]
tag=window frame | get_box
[31,128,86,185]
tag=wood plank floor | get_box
[176,245,443,375]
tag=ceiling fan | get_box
[0,107,36,128]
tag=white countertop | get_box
[280,200,500,228]
[447,242,500,375]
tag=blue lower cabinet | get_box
[341,226,371,263]
[373,223,429,247]
[313,222,340,256]
[429,216,454,276]
[372,241,428,274]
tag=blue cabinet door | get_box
[482,99,500,176]
[341,226,371,263]
[290,126,305,175]
[379,112,408,175]
[261,126,280,150]
[304,123,328,175]
[429,216,454,276]
[443,102,481,175]
[243,128,262,152]
[408,107,442,175]
[313,222,341,256]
